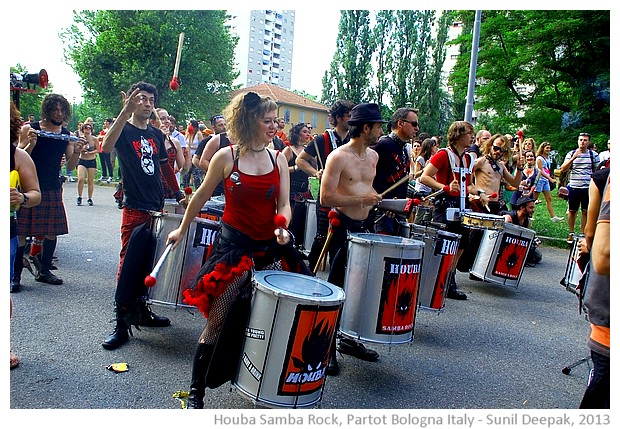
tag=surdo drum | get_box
[406,224,461,313]
[469,223,535,288]
[233,271,345,408]
[340,233,424,345]
[303,199,317,253]
[560,234,587,295]
[148,212,220,307]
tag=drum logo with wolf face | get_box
[493,233,531,279]
[278,305,340,395]
[377,257,421,335]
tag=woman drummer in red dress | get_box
[167,92,310,409]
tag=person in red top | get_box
[420,120,489,300]
[167,92,310,409]
[275,117,289,145]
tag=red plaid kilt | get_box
[17,188,68,236]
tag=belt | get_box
[219,223,273,252]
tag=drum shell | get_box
[148,213,219,307]
[340,233,424,344]
[562,235,586,292]
[407,224,461,312]
[461,212,505,230]
[303,199,317,252]
[470,223,535,288]
[234,271,344,408]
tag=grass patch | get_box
[529,193,580,249]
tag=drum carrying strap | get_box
[441,148,473,212]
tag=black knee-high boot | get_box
[102,303,132,350]
[40,238,57,274]
[187,343,214,409]
[12,245,25,292]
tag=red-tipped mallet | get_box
[314,210,339,273]
[274,214,287,240]
[169,32,185,91]
[145,242,174,287]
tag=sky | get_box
[6,5,340,103]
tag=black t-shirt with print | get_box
[114,122,168,211]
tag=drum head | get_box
[253,271,345,305]
[348,232,421,248]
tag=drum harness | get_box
[441,147,474,220]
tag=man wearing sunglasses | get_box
[370,107,419,235]
[559,132,599,244]
[471,134,524,215]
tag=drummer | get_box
[419,121,487,300]
[320,103,385,375]
[100,81,187,351]
[471,133,524,214]
[370,107,418,234]
[166,92,311,409]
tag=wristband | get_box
[21,192,30,207]
[174,190,185,202]
[477,189,486,196]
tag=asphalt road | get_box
[9,182,594,415]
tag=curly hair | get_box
[328,100,355,127]
[288,123,307,146]
[480,133,507,156]
[10,101,22,144]
[40,94,71,123]
[224,92,277,154]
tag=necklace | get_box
[251,146,266,152]
[349,146,366,161]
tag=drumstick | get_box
[144,242,174,287]
[380,175,410,197]
[169,32,185,91]
[422,188,445,202]
[313,139,324,171]
[313,212,339,273]
[274,214,287,241]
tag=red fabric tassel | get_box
[183,255,254,318]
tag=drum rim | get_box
[253,270,345,304]
[348,232,424,248]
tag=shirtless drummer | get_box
[319,103,385,375]
[471,133,524,214]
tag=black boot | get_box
[138,301,171,327]
[187,343,214,409]
[102,305,133,350]
[447,273,467,300]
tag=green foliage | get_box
[61,10,238,122]
[449,10,609,158]
[322,11,453,137]
[322,11,374,105]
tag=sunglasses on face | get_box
[492,145,508,153]
[401,119,419,127]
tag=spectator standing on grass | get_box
[559,132,599,244]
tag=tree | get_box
[61,10,238,122]
[322,10,374,105]
[449,10,610,155]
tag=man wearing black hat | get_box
[296,100,355,269]
[371,107,418,235]
[320,103,385,375]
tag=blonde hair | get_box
[224,92,277,154]
[536,141,551,156]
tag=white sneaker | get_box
[551,216,564,222]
